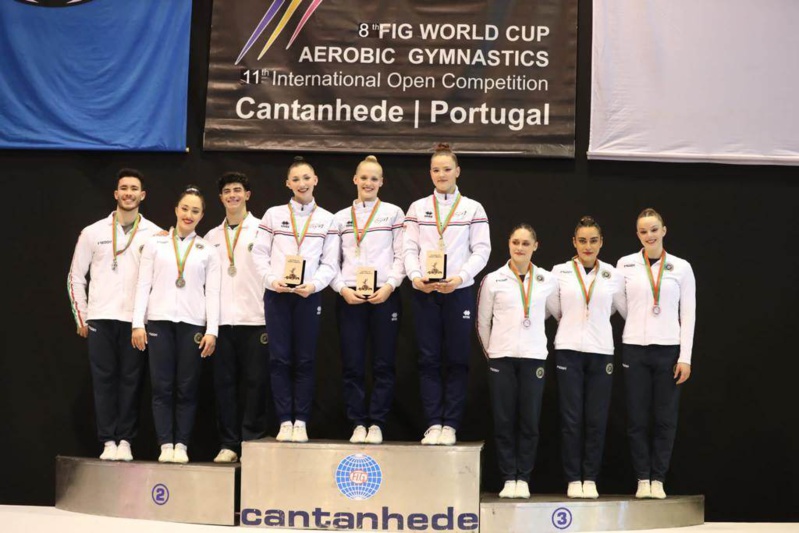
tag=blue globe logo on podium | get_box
[335,454,383,500]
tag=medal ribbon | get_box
[172,230,196,282]
[642,250,666,307]
[112,213,141,258]
[351,199,381,249]
[224,218,245,268]
[432,193,462,243]
[509,261,534,320]
[572,258,598,310]
[288,202,317,253]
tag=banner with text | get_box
[204,0,577,156]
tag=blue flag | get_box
[0,0,191,151]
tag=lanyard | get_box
[572,257,598,312]
[509,261,534,320]
[351,200,381,253]
[172,230,196,286]
[288,202,317,253]
[643,250,666,307]
[111,213,140,269]
[432,193,461,250]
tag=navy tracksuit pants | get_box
[488,357,546,482]
[87,319,146,443]
[411,286,474,429]
[622,344,681,482]
[264,290,322,424]
[556,349,614,483]
[214,325,270,453]
[147,321,205,446]
[336,291,401,429]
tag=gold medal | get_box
[228,265,237,277]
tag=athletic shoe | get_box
[650,480,667,499]
[115,440,133,462]
[350,425,367,444]
[276,422,294,442]
[213,449,238,463]
[292,422,308,443]
[365,425,383,444]
[499,480,516,498]
[567,481,583,498]
[582,481,599,499]
[514,480,531,499]
[173,444,189,464]
[438,426,457,446]
[158,444,174,463]
[99,441,117,461]
[421,425,442,445]
[635,479,651,499]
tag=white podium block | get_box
[240,439,482,531]
[480,494,705,532]
[55,456,238,525]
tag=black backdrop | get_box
[1,0,797,523]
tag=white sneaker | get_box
[498,480,516,498]
[421,425,442,445]
[438,426,457,446]
[276,422,294,442]
[635,479,651,499]
[99,441,117,461]
[651,480,667,499]
[158,444,174,463]
[514,480,531,499]
[567,481,583,498]
[365,425,383,444]
[115,440,133,462]
[213,449,238,463]
[173,444,189,464]
[292,422,309,443]
[350,425,367,444]
[582,481,599,499]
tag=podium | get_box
[240,439,482,531]
[480,494,705,532]
[55,456,238,525]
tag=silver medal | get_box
[176,277,186,288]
[111,259,118,271]
[228,265,237,277]
[523,318,531,328]
[652,305,661,316]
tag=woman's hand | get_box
[272,280,293,293]
[131,328,147,351]
[435,276,463,294]
[674,362,691,384]
[367,284,393,305]
[412,277,436,293]
[293,283,315,298]
[199,334,216,357]
[341,287,367,305]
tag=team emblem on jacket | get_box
[535,367,545,379]
[424,211,433,218]
[536,274,544,282]
[193,333,203,344]
[260,333,268,344]
[665,263,674,271]
[281,221,290,228]
[606,363,614,375]
[248,243,254,252]
[602,271,611,279]
[196,243,204,250]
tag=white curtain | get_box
[589,0,799,165]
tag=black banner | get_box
[204,0,577,156]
